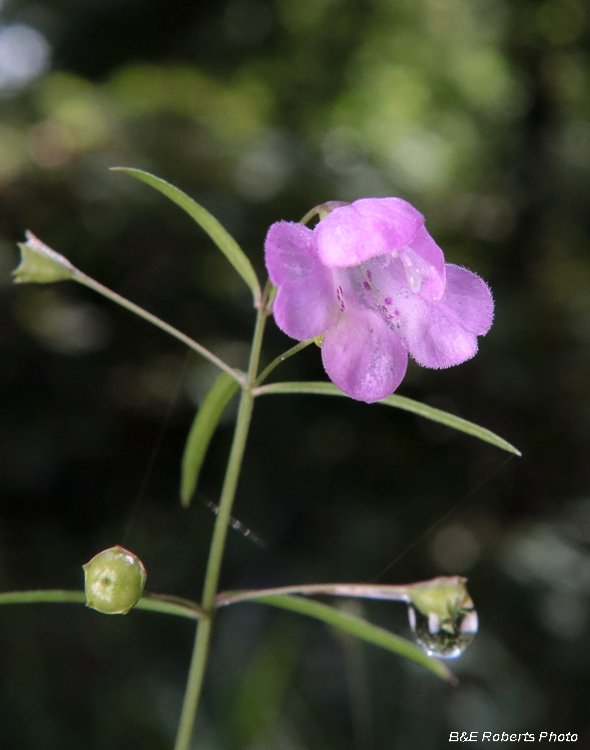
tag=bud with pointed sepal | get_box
[13,231,77,284]
[407,576,478,659]
[83,545,147,615]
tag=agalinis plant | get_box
[3,169,518,750]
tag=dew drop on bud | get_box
[408,603,478,659]
[406,576,478,659]
[83,545,147,615]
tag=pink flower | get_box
[264,198,494,403]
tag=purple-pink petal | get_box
[273,276,336,340]
[398,265,494,369]
[321,306,408,403]
[403,225,446,300]
[436,264,494,335]
[265,222,318,285]
[315,197,424,268]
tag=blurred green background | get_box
[1,0,589,747]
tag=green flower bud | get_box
[83,545,147,615]
[13,231,76,284]
[407,576,478,659]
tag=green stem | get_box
[216,583,412,608]
[174,290,269,750]
[0,590,86,606]
[254,338,314,386]
[0,590,203,619]
[74,271,244,385]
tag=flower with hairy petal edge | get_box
[264,198,494,403]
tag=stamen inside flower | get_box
[399,246,424,294]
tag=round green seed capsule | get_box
[83,545,147,615]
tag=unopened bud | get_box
[13,231,76,284]
[83,545,146,615]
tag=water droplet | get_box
[408,602,478,659]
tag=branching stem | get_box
[255,338,314,386]
[173,283,270,750]
[75,271,244,385]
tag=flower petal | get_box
[265,221,318,285]
[437,264,494,335]
[316,197,424,268]
[402,225,446,300]
[265,220,337,340]
[273,274,336,340]
[398,264,494,369]
[321,306,408,402]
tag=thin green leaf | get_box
[0,589,87,606]
[0,589,203,619]
[246,594,453,681]
[253,381,521,456]
[181,372,240,507]
[112,167,261,303]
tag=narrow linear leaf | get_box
[254,381,520,456]
[379,393,521,455]
[0,589,203,620]
[247,594,453,681]
[181,372,240,507]
[0,590,87,606]
[112,168,261,303]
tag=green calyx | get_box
[83,545,147,615]
[13,231,77,285]
[408,576,473,633]
[299,200,350,226]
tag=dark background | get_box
[0,0,589,748]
